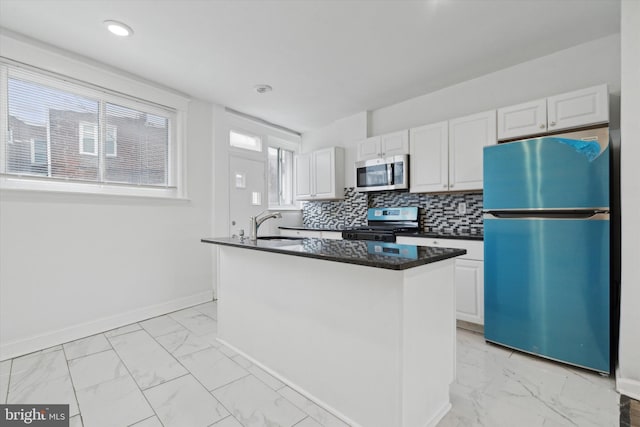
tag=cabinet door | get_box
[547,84,608,132]
[497,99,546,140]
[294,152,313,200]
[381,130,409,156]
[357,136,381,161]
[312,148,335,198]
[449,110,497,191]
[409,121,448,193]
[455,259,484,325]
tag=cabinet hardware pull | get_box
[550,121,556,126]
[539,124,545,129]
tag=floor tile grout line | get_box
[147,305,326,424]
[105,329,167,427]
[4,358,13,404]
[127,414,160,427]
[61,345,83,421]
[64,345,113,363]
[134,318,238,425]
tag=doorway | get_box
[228,154,267,237]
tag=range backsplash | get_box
[302,188,483,234]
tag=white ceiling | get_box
[0,0,620,133]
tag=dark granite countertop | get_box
[279,226,483,241]
[201,237,466,271]
[279,226,343,232]
[395,231,484,241]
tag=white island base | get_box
[217,246,456,427]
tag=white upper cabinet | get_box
[356,130,409,161]
[498,84,609,140]
[409,121,449,193]
[449,110,497,191]
[294,152,313,199]
[547,84,609,132]
[497,98,546,140]
[294,147,344,201]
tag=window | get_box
[229,130,262,152]
[31,138,47,164]
[268,146,294,207]
[79,122,98,155]
[105,125,117,157]
[1,63,179,197]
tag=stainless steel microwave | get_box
[355,154,408,192]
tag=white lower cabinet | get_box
[454,259,484,324]
[397,237,484,325]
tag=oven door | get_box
[355,155,408,192]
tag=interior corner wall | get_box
[0,39,215,360]
[617,0,640,400]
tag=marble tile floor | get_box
[0,300,621,427]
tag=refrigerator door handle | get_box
[484,212,610,220]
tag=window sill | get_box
[0,176,188,202]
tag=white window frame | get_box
[267,136,299,210]
[30,137,48,165]
[0,55,188,200]
[78,121,98,156]
[105,125,117,157]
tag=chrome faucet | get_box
[249,210,282,241]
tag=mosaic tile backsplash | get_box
[302,188,484,235]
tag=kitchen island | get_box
[201,237,466,427]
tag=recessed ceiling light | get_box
[254,84,273,94]
[104,20,133,37]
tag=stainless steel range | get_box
[342,207,419,242]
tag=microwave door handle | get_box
[388,163,394,185]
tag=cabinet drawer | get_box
[279,229,323,238]
[396,237,483,260]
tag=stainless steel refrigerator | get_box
[483,127,611,373]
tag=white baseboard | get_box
[0,290,213,361]
[617,376,640,401]
[424,402,452,427]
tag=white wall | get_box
[370,34,621,136]
[617,0,640,400]
[0,35,215,360]
[301,112,367,188]
[303,35,621,188]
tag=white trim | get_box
[0,290,213,361]
[617,376,640,401]
[0,176,184,200]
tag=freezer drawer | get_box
[483,134,610,210]
[484,216,610,373]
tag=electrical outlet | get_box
[457,202,467,215]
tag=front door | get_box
[229,155,266,237]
